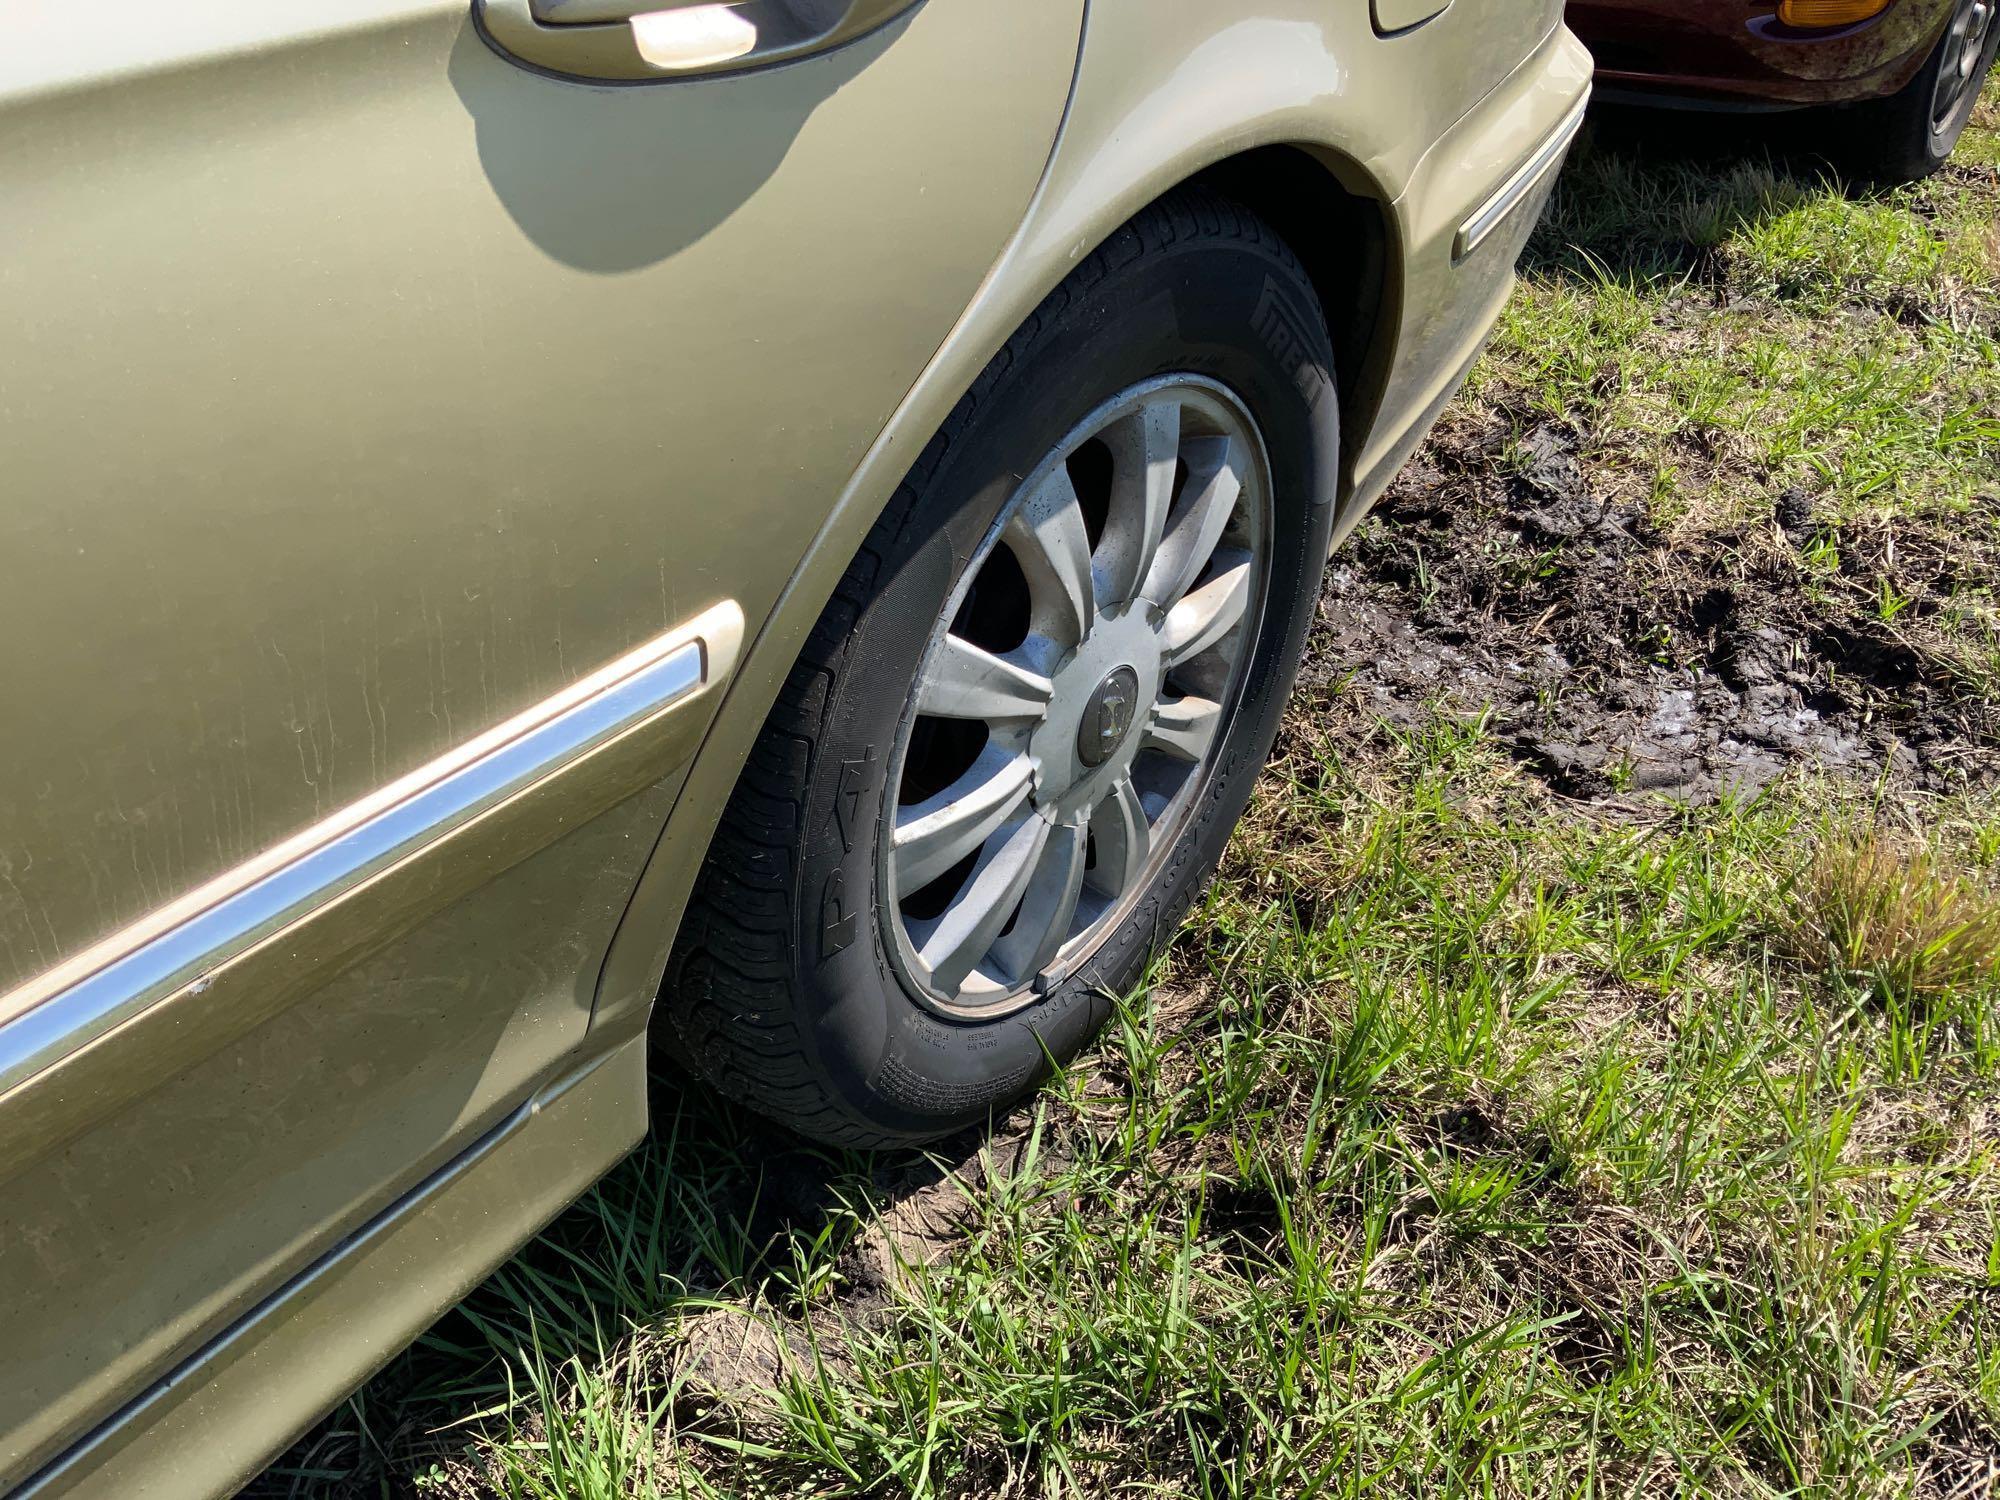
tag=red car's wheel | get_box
[1833,0,1998,182]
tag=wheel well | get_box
[1190,146,1398,494]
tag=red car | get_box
[1567,0,1998,179]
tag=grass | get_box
[256,84,2000,1499]
[1479,144,2000,539]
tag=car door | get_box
[0,0,1084,1485]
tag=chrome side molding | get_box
[11,1034,648,1500]
[0,601,744,1097]
[1454,91,1589,263]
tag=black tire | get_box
[662,189,1339,1147]
[1828,0,1997,184]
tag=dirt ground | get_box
[1300,96,2000,808]
[1304,404,1998,804]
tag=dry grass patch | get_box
[1789,829,2000,1001]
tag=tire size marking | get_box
[833,745,876,854]
[820,867,857,959]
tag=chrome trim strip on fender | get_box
[1453,91,1589,263]
[0,601,744,1096]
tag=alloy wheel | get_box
[1934,0,1995,136]
[880,376,1272,1016]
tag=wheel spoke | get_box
[917,815,1051,994]
[918,634,1053,723]
[1088,773,1152,900]
[988,817,1088,984]
[1004,466,1095,647]
[1094,400,1180,609]
[1162,549,1252,668]
[1143,434,1242,609]
[892,744,1035,894]
[1143,694,1222,762]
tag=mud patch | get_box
[670,1305,816,1441]
[641,1109,1068,1453]
[831,1112,1056,1310]
[1297,412,1999,801]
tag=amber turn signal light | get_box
[1777,0,1891,26]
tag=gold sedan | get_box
[0,1,1589,1493]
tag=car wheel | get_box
[1832,0,1997,183]
[662,189,1339,1147]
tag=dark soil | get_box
[1294,411,2000,802]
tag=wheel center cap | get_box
[1076,665,1140,768]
